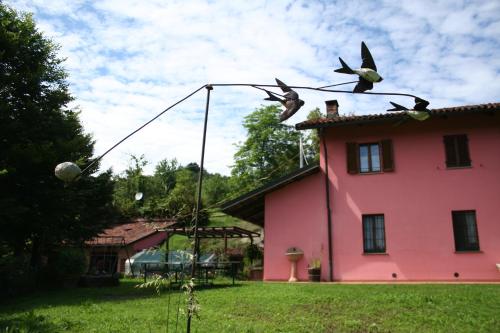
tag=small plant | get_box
[309,258,321,269]
[308,258,321,282]
[182,278,200,319]
[136,273,170,295]
[245,244,263,267]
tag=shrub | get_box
[40,247,87,286]
[0,254,37,297]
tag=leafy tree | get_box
[112,157,209,225]
[112,154,149,217]
[0,4,116,268]
[154,158,179,195]
[305,108,322,162]
[202,173,231,206]
[165,167,208,226]
[230,105,317,194]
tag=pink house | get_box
[222,102,500,282]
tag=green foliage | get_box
[46,247,87,280]
[305,108,322,162]
[244,244,263,262]
[0,3,116,274]
[0,253,36,297]
[202,173,231,206]
[230,105,317,194]
[309,258,321,269]
[112,156,209,226]
[136,273,170,295]
[183,278,200,320]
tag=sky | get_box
[7,0,500,175]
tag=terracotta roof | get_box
[86,218,176,246]
[296,102,500,130]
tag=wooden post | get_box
[224,232,228,254]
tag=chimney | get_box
[325,100,339,118]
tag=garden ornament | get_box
[387,97,431,121]
[334,41,383,93]
[263,78,305,122]
[54,162,82,182]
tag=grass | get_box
[1,279,499,333]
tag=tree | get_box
[230,105,316,193]
[305,108,322,163]
[0,4,115,268]
[165,167,208,226]
[202,173,231,206]
[112,154,149,217]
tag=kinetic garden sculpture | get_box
[54,41,430,332]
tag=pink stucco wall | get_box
[132,232,167,252]
[264,113,500,281]
[264,172,326,281]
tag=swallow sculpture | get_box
[335,41,383,93]
[387,97,431,121]
[264,78,305,122]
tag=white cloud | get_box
[6,0,500,175]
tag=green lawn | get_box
[1,280,499,333]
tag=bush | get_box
[40,247,87,286]
[244,244,263,263]
[0,254,37,297]
[50,247,87,278]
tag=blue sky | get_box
[7,0,500,175]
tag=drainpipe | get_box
[320,128,334,282]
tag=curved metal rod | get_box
[210,83,421,99]
[317,80,359,89]
[80,84,208,176]
[77,81,423,177]
[251,85,287,97]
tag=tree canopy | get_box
[230,105,317,194]
[0,4,115,267]
[112,156,210,226]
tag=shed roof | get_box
[220,165,320,226]
[160,226,260,239]
[295,102,500,130]
[86,218,177,247]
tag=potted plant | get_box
[308,258,321,282]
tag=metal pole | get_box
[321,129,334,282]
[187,85,212,333]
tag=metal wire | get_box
[76,81,422,178]
[79,84,207,177]
[316,80,359,89]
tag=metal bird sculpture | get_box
[264,78,305,122]
[387,97,431,121]
[334,41,383,93]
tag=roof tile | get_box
[296,102,500,130]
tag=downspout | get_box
[320,128,334,282]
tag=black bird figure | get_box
[387,97,431,121]
[334,41,383,93]
[264,78,305,122]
